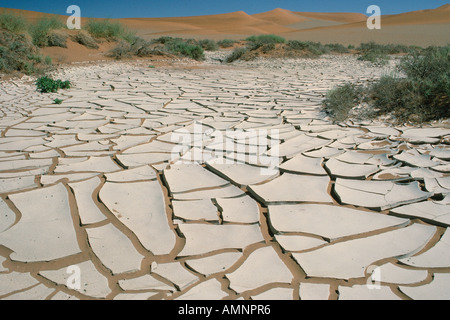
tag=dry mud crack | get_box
[0,55,449,300]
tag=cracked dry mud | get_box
[0,55,449,300]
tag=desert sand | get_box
[0,5,449,301]
[2,4,450,46]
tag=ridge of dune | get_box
[292,11,368,23]
[252,8,308,25]
[380,4,450,25]
[120,10,296,35]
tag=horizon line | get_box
[1,4,447,20]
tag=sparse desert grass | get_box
[226,47,249,63]
[0,12,28,33]
[324,46,450,123]
[29,16,66,47]
[0,29,49,75]
[85,19,136,43]
[226,38,353,62]
[356,42,421,65]
[107,36,205,60]
[106,40,132,59]
[71,30,99,49]
[165,39,204,60]
[323,83,364,122]
[246,34,286,44]
[198,39,218,51]
[217,39,236,48]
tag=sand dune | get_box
[1,4,449,45]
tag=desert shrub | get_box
[71,30,99,49]
[0,30,46,74]
[0,12,28,32]
[198,39,218,51]
[357,51,389,65]
[367,46,450,122]
[356,42,421,65]
[151,36,178,44]
[134,40,159,57]
[29,17,66,47]
[324,45,450,123]
[246,34,286,50]
[106,40,132,59]
[165,39,204,60]
[85,19,136,43]
[398,46,449,79]
[46,29,67,48]
[324,43,349,53]
[217,39,236,48]
[287,40,329,57]
[36,76,71,93]
[53,98,63,104]
[225,47,249,63]
[44,55,52,65]
[323,83,364,121]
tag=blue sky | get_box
[1,0,446,18]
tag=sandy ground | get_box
[0,54,449,300]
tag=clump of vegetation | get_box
[246,34,286,46]
[53,98,63,104]
[165,39,204,60]
[0,12,28,32]
[356,42,420,66]
[106,40,132,59]
[0,30,47,75]
[226,47,249,63]
[217,39,236,48]
[29,16,66,47]
[71,30,99,49]
[36,76,71,93]
[323,46,450,123]
[85,19,136,43]
[198,39,218,51]
[287,40,329,57]
[323,83,364,121]
[107,36,205,61]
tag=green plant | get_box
[198,39,218,51]
[36,76,71,93]
[324,43,349,53]
[217,39,236,48]
[226,47,249,63]
[71,30,99,49]
[46,30,67,48]
[29,17,66,47]
[53,98,63,104]
[246,34,286,50]
[323,83,364,121]
[85,19,136,43]
[106,40,132,59]
[324,45,450,123]
[287,40,329,57]
[0,12,28,32]
[0,30,46,75]
[165,39,204,60]
[357,51,389,65]
[44,56,52,65]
